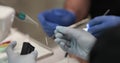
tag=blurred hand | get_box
[54,26,96,60]
[38,8,76,37]
[6,41,38,63]
[88,16,120,37]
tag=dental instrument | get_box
[16,11,39,27]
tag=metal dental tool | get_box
[16,11,39,27]
[103,9,110,15]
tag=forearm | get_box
[64,0,90,22]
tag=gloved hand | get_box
[38,8,76,37]
[6,41,38,63]
[54,26,96,60]
[88,16,120,37]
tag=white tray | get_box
[0,28,53,62]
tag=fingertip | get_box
[55,33,63,38]
[54,30,57,34]
[88,18,100,27]
[56,26,68,34]
[54,38,68,47]
[6,41,17,56]
[88,16,106,27]
[54,26,62,34]
[54,38,61,44]
[59,42,65,46]
[8,41,17,48]
[31,50,38,58]
[56,26,64,30]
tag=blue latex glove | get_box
[54,26,96,60]
[38,8,76,37]
[88,16,120,37]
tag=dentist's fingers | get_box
[54,38,70,51]
[6,41,17,57]
[29,50,38,59]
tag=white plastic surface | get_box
[0,5,15,42]
[0,28,53,63]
